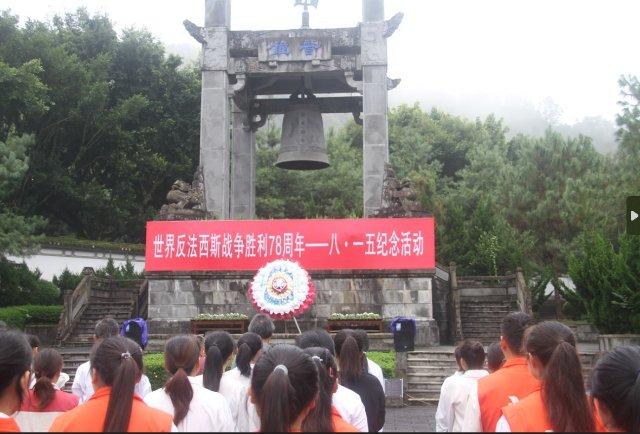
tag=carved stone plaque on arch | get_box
[258,37,332,62]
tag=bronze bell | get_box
[276,98,329,170]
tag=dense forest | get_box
[1,9,639,287]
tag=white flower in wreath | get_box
[250,260,313,316]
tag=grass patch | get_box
[144,353,168,391]
[367,351,396,378]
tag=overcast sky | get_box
[4,0,640,123]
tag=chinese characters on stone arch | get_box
[145,218,435,271]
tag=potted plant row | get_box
[190,313,249,335]
[326,312,383,332]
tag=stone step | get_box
[406,360,458,368]
[406,392,440,403]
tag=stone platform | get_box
[146,269,441,348]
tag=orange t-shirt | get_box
[49,387,173,432]
[331,406,360,432]
[502,389,552,432]
[477,357,541,432]
[0,417,20,433]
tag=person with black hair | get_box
[354,329,385,393]
[486,342,505,373]
[589,344,640,432]
[334,329,385,432]
[250,344,318,432]
[0,330,32,432]
[50,336,175,432]
[16,348,78,431]
[435,340,488,432]
[297,328,369,432]
[248,314,275,351]
[217,332,262,432]
[462,312,539,432]
[194,331,236,393]
[144,335,234,432]
[71,317,152,403]
[302,347,360,432]
[496,321,595,432]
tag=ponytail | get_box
[591,345,640,432]
[164,335,199,426]
[302,347,336,433]
[334,330,364,385]
[251,345,319,433]
[258,366,295,432]
[203,331,235,392]
[236,332,262,378]
[91,336,143,432]
[33,348,63,410]
[525,321,594,432]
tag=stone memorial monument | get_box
[147,0,447,348]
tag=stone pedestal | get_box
[147,269,439,347]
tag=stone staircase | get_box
[404,345,601,405]
[56,274,145,391]
[460,294,518,345]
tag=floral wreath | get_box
[248,259,316,320]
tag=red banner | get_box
[145,217,435,272]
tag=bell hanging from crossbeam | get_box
[276,95,329,171]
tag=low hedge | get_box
[144,349,397,391]
[144,353,168,391]
[0,305,63,329]
[368,351,396,379]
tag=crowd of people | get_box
[435,312,640,432]
[0,311,639,432]
[0,314,387,432]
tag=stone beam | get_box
[199,0,231,218]
[228,28,361,55]
[250,96,362,116]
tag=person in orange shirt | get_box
[496,321,595,432]
[302,347,361,432]
[0,331,32,433]
[590,345,640,432]
[250,344,319,432]
[49,336,175,432]
[461,312,539,432]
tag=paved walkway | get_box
[385,405,437,432]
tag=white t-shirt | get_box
[219,367,260,432]
[435,369,489,432]
[332,383,369,432]
[367,358,385,393]
[144,376,234,432]
[71,360,152,404]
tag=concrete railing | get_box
[57,267,95,341]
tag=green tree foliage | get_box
[0,9,201,243]
[0,257,60,307]
[52,258,144,293]
[566,232,640,333]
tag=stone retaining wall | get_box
[147,269,440,346]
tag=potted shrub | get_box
[326,312,383,332]
[190,313,249,335]
[565,232,640,351]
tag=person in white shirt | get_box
[435,340,489,432]
[297,328,369,432]
[191,331,236,392]
[355,329,386,393]
[248,313,275,352]
[144,335,234,432]
[71,317,152,403]
[218,332,262,432]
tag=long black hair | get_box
[91,336,144,432]
[251,344,318,432]
[32,348,63,410]
[0,331,32,413]
[591,345,640,432]
[236,332,262,378]
[202,331,235,392]
[301,347,337,433]
[334,329,365,385]
[525,321,594,432]
[163,335,200,426]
